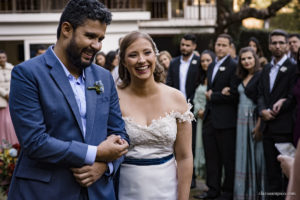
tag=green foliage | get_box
[269,7,300,32]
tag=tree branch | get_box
[225,0,292,27]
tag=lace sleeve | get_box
[173,103,195,123]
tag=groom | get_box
[8,0,129,200]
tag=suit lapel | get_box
[207,62,214,87]
[45,50,84,136]
[185,55,198,90]
[84,66,97,142]
[211,56,230,85]
[271,60,289,93]
[174,59,180,89]
[264,64,271,93]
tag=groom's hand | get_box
[96,135,129,162]
[71,162,107,187]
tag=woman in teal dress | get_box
[223,47,266,199]
[193,50,215,178]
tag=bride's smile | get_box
[124,38,156,80]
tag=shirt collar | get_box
[50,46,85,81]
[180,53,194,63]
[215,54,229,65]
[270,54,288,67]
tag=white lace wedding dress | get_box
[118,106,194,200]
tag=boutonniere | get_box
[219,66,226,71]
[191,60,197,65]
[280,66,287,72]
[88,80,104,94]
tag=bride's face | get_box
[123,38,156,81]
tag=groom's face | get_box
[66,19,107,69]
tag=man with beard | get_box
[8,1,129,200]
[287,33,300,63]
[166,33,200,188]
[257,29,297,200]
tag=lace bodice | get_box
[123,106,194,159]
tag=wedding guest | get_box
[278,49,300,197]
[199,33,239,200]
[227,47,266,199]
[292,49,300,145]
[158,50,172,70]
[158,50,172,83]
[111,37,124,85]
[257,29,297,200]
[95,51,106,66]
[104,50,119,72]
[288,33,300,64]
[248,37,268,67]
[8,1,129,199]
[0,50,18,145]
[117,31,193,200]
[193,50,215,179]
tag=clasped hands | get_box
[221,86,287,121]
[205,86,231,101]
[71,135,128,187]
[261,98,286,121]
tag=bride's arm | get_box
[174,112,193,200]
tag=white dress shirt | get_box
[269,54,287,92]
[179,54,194,98]
[211,55,229,82]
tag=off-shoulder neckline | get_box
[122,103,193,128]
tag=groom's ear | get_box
[61,22,73,39]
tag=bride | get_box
[116,31,193,200]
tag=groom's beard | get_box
[66,36,96,70]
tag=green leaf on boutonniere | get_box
[88,80,104,94]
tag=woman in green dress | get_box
[193,50,215,178]
[223,47,266,199]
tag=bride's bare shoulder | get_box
[160,84,188,113]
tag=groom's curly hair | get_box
[57,0,112,39]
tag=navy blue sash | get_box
[123,154,173,166]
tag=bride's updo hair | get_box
[118,31,165,88]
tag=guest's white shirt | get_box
[179,54,194,98]
[211,55,229,82]
[269,54,287,92]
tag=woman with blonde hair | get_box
[158,50,172,82]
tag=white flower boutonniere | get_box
[88,80,104,94]
[192,60,197,65]
[280,66,287,72]
[219,66,226,71]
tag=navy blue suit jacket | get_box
[8,47,129,200]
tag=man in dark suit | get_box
[166,34,200,101]
[195,34,239,200]
[8,1,129,199]
[166,33,200,188]
[258,29,297,199]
